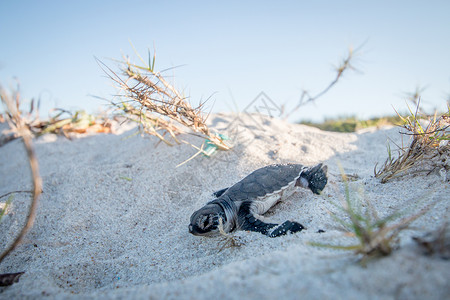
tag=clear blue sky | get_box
[1,0,449,122]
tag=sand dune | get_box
[0,113,448,299]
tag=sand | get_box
[0,113,448,299]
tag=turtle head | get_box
[189,203,225,237]
[302,163,328,195]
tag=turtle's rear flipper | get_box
[241,214,304,237]
[213,187,229,198]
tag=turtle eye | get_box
[202,218,210,229]
[199,215,211,230]
[212,215,221,227]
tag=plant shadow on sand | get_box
[0,113,449,299]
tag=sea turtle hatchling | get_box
[189,163,328,238]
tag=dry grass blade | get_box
[217,217,244,252]
[0,86,42,263]
[97,50,231,157]
[113,102,181,146]
[375,101,449,183]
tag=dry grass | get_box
[113,102,181,146]
[375,102,449,183]
[35,110,112,137]
[97,48,230,163]
[311,171,433,264]
[0,84,111,146]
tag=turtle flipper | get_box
[240,214,277,235]
[240,215,304,237]
[238,201,305,237]
[213,187,229,198]
[268,221,304,237]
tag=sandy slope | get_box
[0,113,448,299]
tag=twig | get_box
[0,86,42,264]
[284,44,363,119]
[0,191,33,200]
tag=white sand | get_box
[0,113,448,299]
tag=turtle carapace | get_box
[189,163,328,238]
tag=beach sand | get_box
[0,113,448,299]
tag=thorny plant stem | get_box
[98,55,230,152]
[284,45,361,119]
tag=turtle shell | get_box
[223,164,306,202]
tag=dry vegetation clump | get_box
[98,48,231,160]
[311,172,432,264]
[375,103,449,183]
[34,109,112,137]
[0,85,112,146]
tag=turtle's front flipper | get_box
[239,201,304,237]
[241,216,304,237]
[213,187,229,198]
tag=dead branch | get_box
[284,44,363,119]
[0,86,43,264]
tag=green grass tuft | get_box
[300,115,403,133]
[310,168,432,264]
